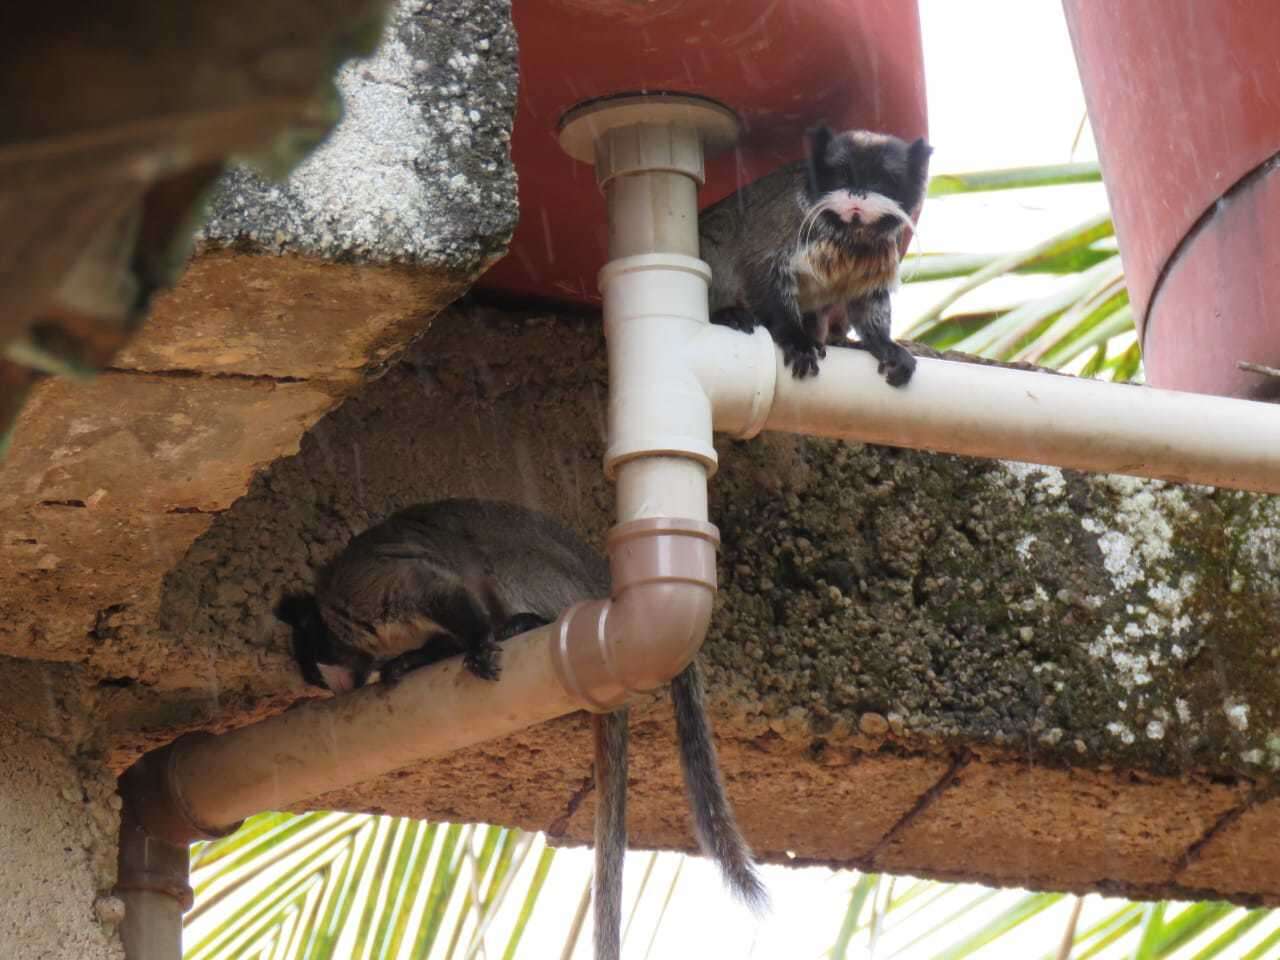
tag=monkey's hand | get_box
[462,640,502,681]
[847,340,917,387]
[780,335,824,379]
[380,647,440,686]
[497,613,552,641]
[846,292,915,387]
[878,343,916,387]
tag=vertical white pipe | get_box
[608,170,700,259]
[595,117,718,525]
[614,456,708,521]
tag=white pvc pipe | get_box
[614,456,708,522]
[608,170,700,259]
[760,348,1280,493]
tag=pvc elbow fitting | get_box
[551,517,719,710]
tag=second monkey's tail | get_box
[671,660,769,912]
[593,709,629,960]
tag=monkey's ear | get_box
[275,591,317,627]
[805,125,834,163]
[908,137,933,179]
[805,124,834,194]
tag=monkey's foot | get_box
[782,340,823,379]
[710,306,758,333]
[848,341,916,387]
[463,640,502,681]
[878,344,916,387]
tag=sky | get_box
[892,0,1109,331]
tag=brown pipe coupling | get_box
[552,516,719,711]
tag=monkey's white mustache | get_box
[799,190,910,245]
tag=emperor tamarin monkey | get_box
[700,125,931,385]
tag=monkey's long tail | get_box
[671,660,770,912]
[593,709,629,960]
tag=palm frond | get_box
[901,161,1136,381]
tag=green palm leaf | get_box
[901,161,1138,382]
[927,162,1102,197]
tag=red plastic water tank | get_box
[478,0,928,306]
[1065,1,1280,399]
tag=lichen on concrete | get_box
[201,0,518,269]
[699,441,1280,779]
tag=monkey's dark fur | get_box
[700,125,931,385]
[276,499,766,960]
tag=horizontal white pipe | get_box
[170,623,577,832]
[762,348,1280,493]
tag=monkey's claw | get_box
[497,613,550,641]
[783,342,822,379]
[380,649,434,686]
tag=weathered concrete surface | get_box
[1,0,395,454]
[79,304,1271,906]
[200,0,517,269]
[0,660,124,959]
[2,0,518,674]
[0,5,518,953]
[1181,797,1280,901]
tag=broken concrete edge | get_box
[289,694,1273,908]
[200,0,519,270]
[1,0,518,461]
[0,1,397,417]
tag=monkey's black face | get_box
[276,592,374,693]
[802,126,932,243]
